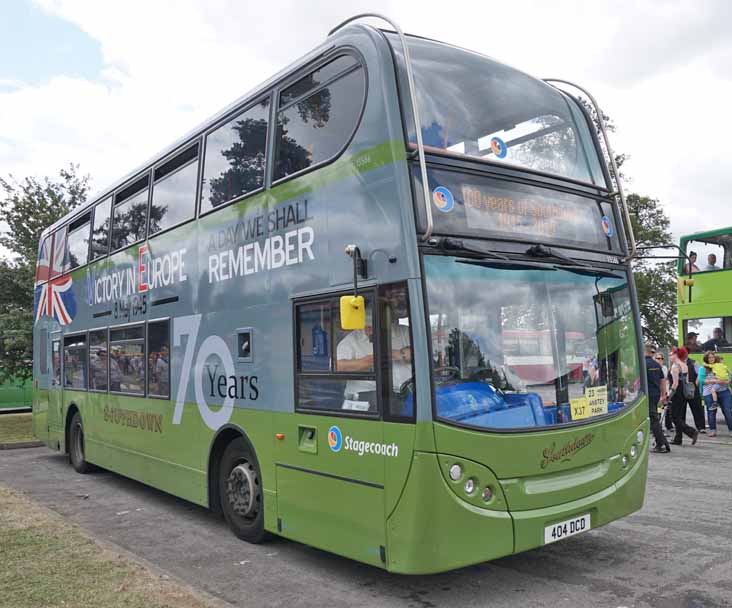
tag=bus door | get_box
[48,333,63,443]
[32,328,51,441]
[276,285,416,567]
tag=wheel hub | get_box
[226,463,257,517]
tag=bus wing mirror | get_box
[340,295,365,330]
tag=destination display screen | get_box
[414,167,622,253]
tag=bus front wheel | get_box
[68,411,91,474]
[219,438,266,543]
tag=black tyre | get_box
[219,437,266,543]
[68,411,91,474]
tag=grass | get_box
[0,485,216,608]
[0,413,35,444]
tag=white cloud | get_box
[1,0,729,248]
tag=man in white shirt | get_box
[336,308,412,411]
[704,253,721,271]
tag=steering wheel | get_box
[433,366,461,381]
[468,367,494,382]
[399,377,415,401]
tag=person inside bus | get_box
[336,308,411,410]
[704,253,721,271]
[583,360,602,388]
[702,327,729,351]
[682,251,700,274]
[685,332,702,353]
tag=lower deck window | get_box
[147,320,170,398]
[63,334,87,389]
[109,326,145,395]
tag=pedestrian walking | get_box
[687,357,707,433]
[668,346,699,446]
[645,344,670,453]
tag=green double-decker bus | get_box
[677,227,732,358]
[32,15,648,573]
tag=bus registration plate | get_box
[544,514,591,545]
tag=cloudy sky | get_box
[1,0,730,247]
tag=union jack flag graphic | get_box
[34,228,76,326]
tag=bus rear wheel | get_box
[219,438,266,543]
[68,412,91,474]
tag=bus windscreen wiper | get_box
[555,265,622,279]
[436,237,510,261]
[525,244,591,267]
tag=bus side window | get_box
[67,211,91,269]
[91,197,112,260]
[379,284,415,421]
[147,320,170,398]
[273,56,366,181]
[111,176,150,252]
[52,340,61,386]
[295,295,378,415]
[150,144,199,235]
[63,334,88,390]
[200,98,269,213]
[89,329,108,391]
[109,325,145,394]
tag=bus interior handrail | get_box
[544,78,637,264]
[328,14,434,242]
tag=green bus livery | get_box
[677,227,732,359]
[32,16,648,573]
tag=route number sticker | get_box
[544,514,591,545]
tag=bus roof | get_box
[41,26,367,239]
[680,227,732,243]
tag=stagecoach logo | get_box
[432,186,455,213]
[490,136,508,159]
[540,433,594,469]
[601,215,614,238]
[326,425,399,457]
[328,425,343,452]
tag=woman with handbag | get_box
[668,346,699,446]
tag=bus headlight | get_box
[630,445,638,458]
[464,478,476,495]
[621,455,629,467]
[636,430,644,445]
[449,464,462,481]
[481,486,494,503]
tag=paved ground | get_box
[1,428,731,608]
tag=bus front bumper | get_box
[386,442,648,574]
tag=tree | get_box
[0,164,89,382]
[626,194,677,347]
[584,102,677,347]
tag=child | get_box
[700,351,731,437]
[706,354,731,404]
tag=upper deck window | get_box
[682,233,732,273]
[200,99,269,213]
[91,197,112,260]
[67,212,91,269]
[389,36,606,186]
[111,176,150,252]
[273,56,366,181]
[151,144,199,234]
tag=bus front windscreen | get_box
[391,36,606,186]
[424,255,641,430]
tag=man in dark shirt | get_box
[645,343,670,453]
[702,327,729,352]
